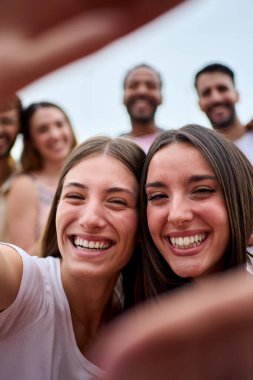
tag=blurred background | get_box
[15,0,253,156]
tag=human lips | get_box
[0,135,10,146]
[169,233,207,250]
[49,140,68,152]
[208,103,230,117]
[129,95,155,108]
[71,235,114,251]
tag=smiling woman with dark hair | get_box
[137,124,253,300]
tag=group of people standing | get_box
[0,122,252,379]
[120,62,253,166]
[0,81,253,380]
[0,62,253,379]
[1,1,253,378]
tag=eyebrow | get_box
[145,181,165,189]
[106,187,137,197]
[145,175,217,189]
[188,175,217,183]
[63,182,137,197]
[63,182,85,190]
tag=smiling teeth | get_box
[74,237,110,250]
[170,234,206,249]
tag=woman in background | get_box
[6,101,77,254]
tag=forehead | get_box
[64,154,138,187]
[31,107,65,123]
[196,72,235,92]
[125,67,160,86]
[0,108,19,118]
[147,143,213,178]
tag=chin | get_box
[174,266,203,279]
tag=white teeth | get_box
[184,237,190,245]
[190,236,195,244]
[89,241,95,248]
[73,237,111,250]
[170,234,206,249]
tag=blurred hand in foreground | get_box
[0,0,185,101]
[89,269,253,380]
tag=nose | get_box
[49,125,62,139]
[78,199,106,230]
[209,89,224,104]
[136,83,149,96]
[167,197,193,227]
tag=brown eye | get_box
[147,193,168,202]
[109,198,128,206]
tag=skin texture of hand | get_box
[89,269,253,380]
[0,0,185,102]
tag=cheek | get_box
[64,126,72,137]
[56,204,72,233]
[206,200,228,224]
[116,211,139,246]
[123,92,129,105]
[33,136,47,151]
[125,212,138,237]
[228,94,238,105]
[147,205,164,236]
[217,209,230,247]
[199,99,208,111]
[202,199,229,243]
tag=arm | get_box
[6,176,39,253]
[0,0,185,102]
[0,244,22,311]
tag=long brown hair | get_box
[20,101,77,172]
[138,124,253,300]
[41,136,146,308]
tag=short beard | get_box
[0,141,15,159]
[127,105,157,125]
[209,108,237,131]
[130,113,155,124]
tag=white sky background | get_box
[14,0,253,156]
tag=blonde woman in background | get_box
[7,101,77,254]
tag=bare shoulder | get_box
[11,173,35,188]
[0,243,22,262]
[0,243,23,271]
[0,244,23,311]
[9,174,37,199]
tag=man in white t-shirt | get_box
[194,62,253,165]
[120,63,165,153]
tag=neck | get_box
[213,117,245,141]
[35,160,64,187]
[43,159,64,174]
[62,271,120,354]
[0,155,15,187]
[130,120,158,137]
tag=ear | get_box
[158,94,163,106]
[235,90,240,103]
[123,92,127,106]
[198,98,204,112]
